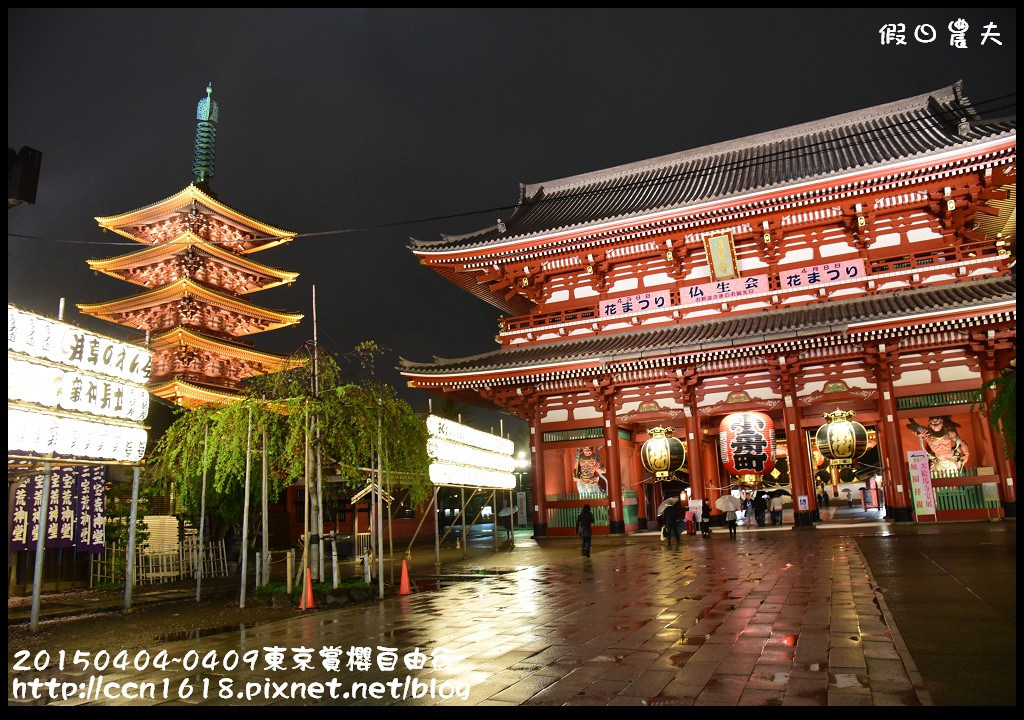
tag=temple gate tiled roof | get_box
[399,277,1016,378]
[409,82,1014,254]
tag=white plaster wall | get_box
[573,406,604,421]
[893,369,932,387]
[541,409,569,423]
[779,247,815,264]
[642,272,675,287]
[907,226,943,243]
[871,232,902,248]
[937,365,981,382]
[608,277,639,293]
[818,241,854,258]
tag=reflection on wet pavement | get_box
[21,533,932,707]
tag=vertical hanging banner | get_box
[57,467,76,547]
[907,450,936,521]
[90,466,106,553]
[76,469,93,550]
[9,477,34,552]
[8,466,108,552]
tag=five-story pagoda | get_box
[79,85,302,408]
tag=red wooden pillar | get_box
[702,432,723,522]
[981,367,1016,512]
[776,359,816,526]
[631,445,649,528]
[685,405,705,502]
[875,372,913,522]
[530,402,547,537]
[604,406,625,534]
[781,392,815,525]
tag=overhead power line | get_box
[7,93,1016,249]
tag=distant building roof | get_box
[410,82,1015,254]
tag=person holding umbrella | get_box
[498,505,515,540]
[715,493,741,538]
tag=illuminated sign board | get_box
[8,408,148,463]
[8,305,151,463]
[8,357,150,422]
[8,306,151,383]
[426,415,516,489]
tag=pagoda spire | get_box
[82,86,302,408]
[192,83,219,191]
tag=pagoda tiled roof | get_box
[149,326,295,369]
[86,234,299,292]
[399,277,1016,377]
[149,378,240,408]
[409,82,1015,254]
[95,184,295,253]
[77,278,304,331]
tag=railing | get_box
[503,306,598,332]
[547,504,610,529]
[545,492,610,529]
[353,532,372,562]
[933,485,1000,511]
[867,238,998,275]
[898,390,981,410]
[90,538,228,587]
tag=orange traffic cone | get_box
[399,559,411,595]
[299,567,315,609]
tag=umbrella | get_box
[497,506,516,517]
[769,489,791,498]
[715,494,741,512]
[656,496,681,517]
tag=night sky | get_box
[7,9,1016,427]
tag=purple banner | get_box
[56,467,76,548]
[89,466,106,553]
[75,469,92,550]
[9,477,34,552]
[8,466,107,553]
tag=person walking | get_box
[744,494,755,527]
[753,493,767,527]
[725,507,738,538]
[770,494,785,526]
[576,504,594,557]
[663,499,681,548]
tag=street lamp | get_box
[515,451,529,487]
[515,451,529,527]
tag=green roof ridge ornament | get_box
[192,83,219,188]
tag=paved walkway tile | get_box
[16,524,1014,707]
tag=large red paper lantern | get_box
[719,411,776,476]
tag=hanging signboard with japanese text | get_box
[8,305,151,464]
[907,450,937,521]
[682,274,769,305]
[599,290,671,317]
[426,415,516,489]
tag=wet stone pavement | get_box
[10,529,945,707]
